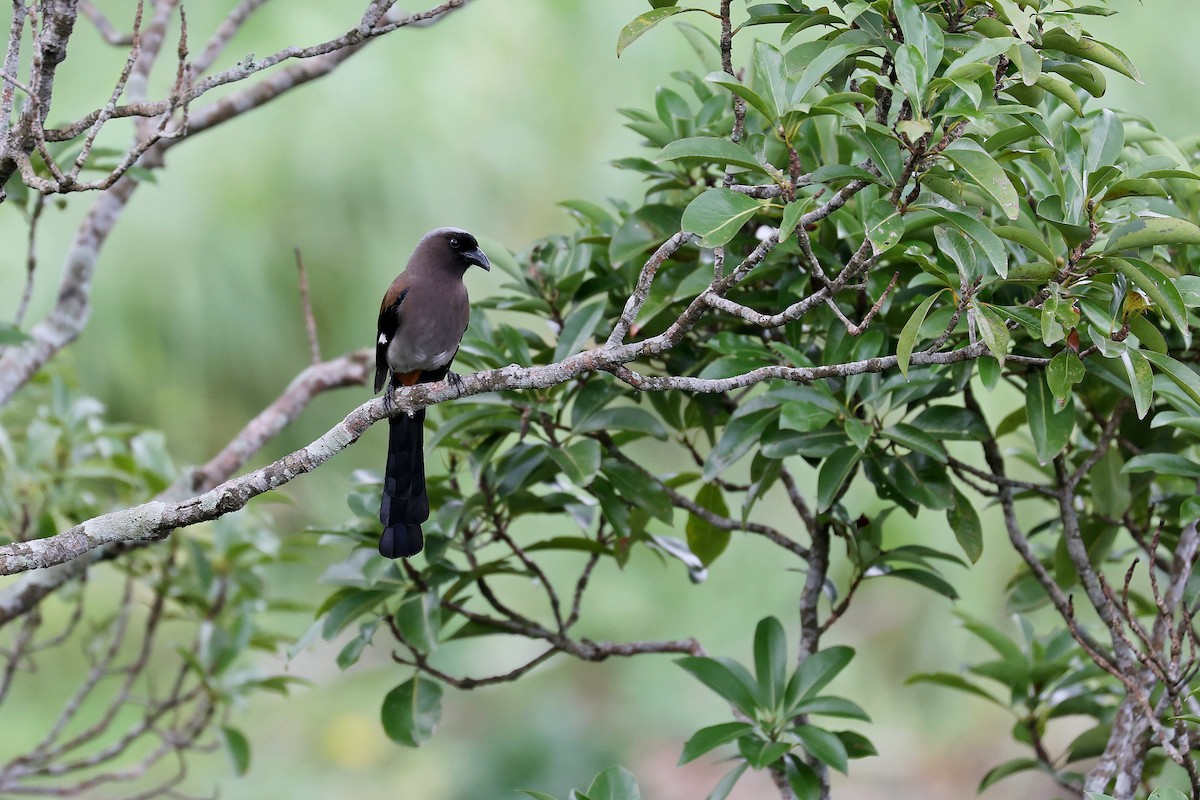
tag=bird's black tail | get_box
[378,408,429,558]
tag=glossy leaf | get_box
[910,406,989,441]
[678,722,754,765]
[919,207,1008,277]
[657,137,765,173]
[706,763,748,800]
[575,406,669,439]
[1034,74,1083,117]
[993,224,1057,264]
[220,726,251,776]
[1122,454,1200,480]
[381,677,443,747]
[676,656,759,716]
[1026,373,1074,464]
[864,198,905,254]
[794,725,849,774]
[1120,347,1153,419]
[587,766,641,800]
[1142,351,1200,407]
[1046,349,1086,405]
[1105,215,1200,252]
[975,304,1011,366]
[753,616,788,708]
[617,7,690,56]
[682,188,762,247]
[947,487,983,563]
[687,482,732,567]
[896,289,946,378]
[979,757,1041,791]
[1039,31,1141,82]
[787,646,855,705]
[817,446,861,512]
[553,301,606,362]
[943,139,1020,219]
[1110,258,1190,339]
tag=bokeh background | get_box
[1,1,1198,797]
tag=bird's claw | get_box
[446,371,465,396]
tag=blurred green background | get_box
[1,1,1198,797]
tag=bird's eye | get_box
[448,237,461,249]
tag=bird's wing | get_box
[374,280,409,393]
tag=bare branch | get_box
[78,0,135,46]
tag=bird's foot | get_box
[382,381,398,416]
[446,370,465,397]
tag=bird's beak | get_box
[464,247,491,271]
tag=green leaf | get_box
[704,409,775,480]
[817,446,861,512]
[975,304,1011,366]
[320,589,391,640]
[753,41,789,120]
[1086,109,1124,174]
[678,722,754,765]
[553,301,606,362]
[617,7,691,56]
[896,289,946,378]
[881,422,947,463]
[395,592,441,654]
[779,195,815,242]
[906,672,1002,704]
[682,188,762,247]
[894,43,928,110]
[220,726,251,776]
[947,487,983,563]
[979,757,1041,791]
[519,792,559,800]
[919,207,1008,277]
[1105,215,1200,252]
[786,760,822,800]
[587,766,641,800]
[706,763,748,800]
[706,72,775,122]
[753,616,788,708]
[1039,31,1141,82]
[1034,74,1083,117]
[1120,348,1153,419]
[676,656,759,717]
[1122,453,1200,480]
[1142,351,1200,408]
[787,646,854,706]
[790,36,872,106]
[864,198,904,254]
[944,139,1020,220]
[886,568,960,599]
[687,482,732,567]
[794,725,849,774]
[575,406,669,439]
[381,677,443,747]
[993,225,1057,265]
[1046,349,1086,405]
[1109,258,1190,340]
[910,406,989,441]
[657,137,766,174]
[1026,373,1074,464]
[790,696,871,721]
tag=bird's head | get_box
[420,227,491,273]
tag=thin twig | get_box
[294,248,321,365]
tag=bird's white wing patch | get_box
[378,333,388,345]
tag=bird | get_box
[374,227,490,558]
